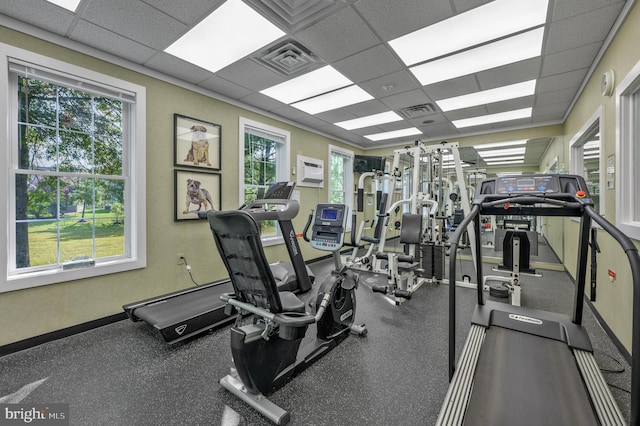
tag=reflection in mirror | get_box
[455,139,563,268]
[570,110,601,214]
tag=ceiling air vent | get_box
[399,103,436,118]
[256,40,322,76]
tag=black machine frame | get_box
[440,174,640,425]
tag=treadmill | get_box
[437,174,639,426]
[123,182,314,344]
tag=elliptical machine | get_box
[205,203,366,425]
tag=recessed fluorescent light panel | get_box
[46,0,81,11]
[364,128,422,142]
[437,80,536,111]
[165,1,285,73]
[364,127,422,141]
[409,28,544,86]
[474,140,527,150]
[452,107,532,128]
[389,0,548,66]
[261,66,352,104]
[334,111,403,130]
[291,85,373,114]
[485,160,525,165]
[484,156,525,162]
[477,147,526,158]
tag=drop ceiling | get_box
[0,0,631,164]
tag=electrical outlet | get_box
[177,253,185,265]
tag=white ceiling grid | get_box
[0,0,631,167]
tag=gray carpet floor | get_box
[0,253,632,425]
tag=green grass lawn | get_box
[24,210,124,267]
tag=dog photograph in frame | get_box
[174,114,221,170]
[175,170,221,221]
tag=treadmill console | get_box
[263,181,295,200]
[310,204,348,251]
[478,174,590,199]
[494,175,559,194]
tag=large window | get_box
[616,60,640,240]
[328,145,354,218]
[1,44,146,292]
[570,108,602,214]
[239,117,289,244]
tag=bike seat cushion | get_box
[278,291,306,313]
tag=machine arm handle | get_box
[302,209,314,242]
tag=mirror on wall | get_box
[571,118,601,214]
[453,141,564,268]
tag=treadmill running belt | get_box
[463,326,598,426]
[134,282,231,326]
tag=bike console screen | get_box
[311,204,347,251]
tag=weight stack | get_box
[433,244,445,280]
[421,242,435,279]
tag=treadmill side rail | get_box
[436,324,485,426]
[575,349,626,425]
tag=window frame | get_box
[328,144,354,224]
[569,106,604,216]
[238,117,290,246]
[616,59,640,240]
[0,44,146,293]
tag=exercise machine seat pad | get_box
[400,214,422,245]
[278,291,305,314]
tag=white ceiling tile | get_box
[546,4,624,54]
[334,44,404,84]
[144,52,214,84]
[81,0,186,49]
[0,0,75,35]
[552,0,624,21]
[238,92,288,112]
[379,90,433,111]
[542,42,601,76]
[359,70,421,99]
[355,0,453,41]
[294,6,380,62]
[535,87,578,106]
[198,75,253,99]
[70,20,156,64]
[538,69,588,93]
[140,0,225,25]
[216,59,286,92]
[426,75,480,100]
[476,58,541,90]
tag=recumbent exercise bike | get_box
[205,203,366,425]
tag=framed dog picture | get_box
[174,114,221,171]
[174,170,221,221]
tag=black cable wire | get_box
[595,348,626,374]
[607,383,631,395]
[180,255,203,286]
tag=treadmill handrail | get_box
[242,199,300,221]
[584,205,640,426]
[448,204,481,380]
[480,195,584,209]
[447,179,640,425]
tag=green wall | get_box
[557,2,640,352]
